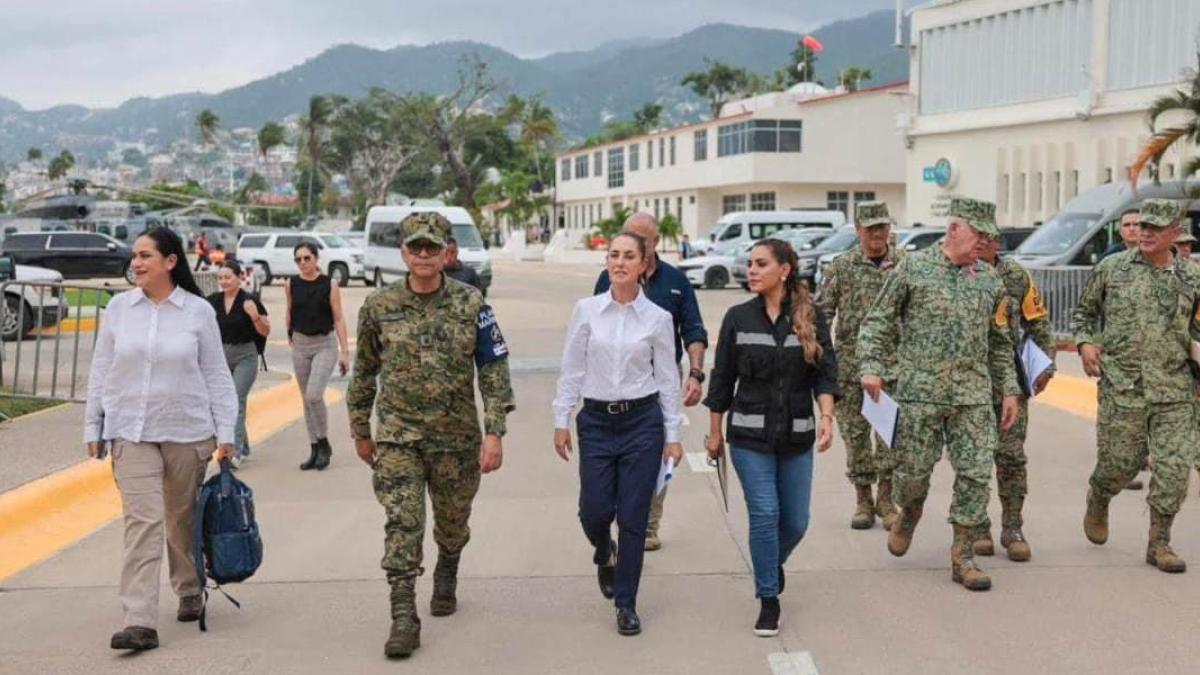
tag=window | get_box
[4,234,49,250]
[853,191,876,204]
[633,200,639,211]
[779,121,802,152]
[1104,167,1113,184]
[654,199,661,218]
[1071,170,1080,197]
[49,233,106,249]
[575,155,588,179]
[676,197,683,228]
[560,158,571,181]
[240,235,269,248]
[750,192,776,211]
[647,140,654,169]
[722,194,747,214]
[1015,174,1027,211]
[999,174,1010,212]
[718,223,743,241]
[694,130,708,161]
[588,204,594,226]
[593,151,602,177]
[1034,172,1044,212]
[629,144,639,171]
[827,191,850,217]
[1051,171,1062,212]
[368,222,403,248]
[607,147,624,189]
[717,119,802,157]
[658,138,665,167]
[753,120,778,152]
[750,223,788,238]
[669,137,676,165]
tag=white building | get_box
[554,82,910,242]
[905,0,1200,228]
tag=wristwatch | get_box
[688,369,706,383]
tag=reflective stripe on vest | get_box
[735,332,775,347]
[731,412,766,429]
[793,417,815,433]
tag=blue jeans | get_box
[730,445,814,598]
[224,342,259,458]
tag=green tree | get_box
[294,162,324,216]
[593,204,632,242]
[838,67,874,92]
[26,147,42,162]
[323,89,422,206]
[257,121,287,158]
[682,59,752,119]
[1132,52,1200,189]
[47,150,76,180]
[196,108,220,146]
[299,95,346,216]
[235,172,270,203]
[0,180,7,213]
[517,96,559,187]
[657,213,682,252]
[784,39,820,86]
[633,103,663,132]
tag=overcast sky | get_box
[0,1,911,110]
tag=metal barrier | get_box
[1026,265,1094,341]
[0,271,233,403]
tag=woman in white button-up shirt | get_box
[84,228,237,651]
[552,232,683,637]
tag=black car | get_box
[1,232,134,283]
[999,227,1036,255]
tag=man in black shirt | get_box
[443,237,482,291]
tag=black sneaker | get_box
[778,565,785,595]
[754,598,780,637]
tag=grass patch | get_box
[0,396,62,421]
[62,288,115,309]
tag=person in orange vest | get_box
[193,232,210,271]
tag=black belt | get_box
[583,393,659,416]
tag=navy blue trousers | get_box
[576,403,664,610]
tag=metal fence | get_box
[1026,266,1093,342]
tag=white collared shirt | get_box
[553,289,683,442]
[83,286,237,445]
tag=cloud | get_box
[0,0,907,109]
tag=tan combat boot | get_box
[1146,510,1187,574]
[973,527,995,556]
[875,479,899,531]
[385,579,421,659]
[430,553,460,617]
[851,484,876,530]
[951,525,992,591]
[887,505,923,557]
[1083,489,1109,545]
[1000,496,1031,562]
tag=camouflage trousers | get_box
[1090,396,1197,515]
[992,397,1029,499]
[836,380,896,485]
[373,441,481,583]
[892,402,997,528]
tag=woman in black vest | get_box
[702,238,838,638]
[209,260,270,467]
[286,242,350,470]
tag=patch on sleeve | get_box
[1021,279,1049,321]
[474,305,509,368]
[994,297,1009,328]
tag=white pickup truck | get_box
[1,256,68,341]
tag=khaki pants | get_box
[112,438,215,628]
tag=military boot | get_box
[876,479,899,531]
[1146,510,1187,574]
[299,442,320,471]
[851,484,876,530]
[887,505,923,557]
[1000,496,1031,562]
[385,579,421,659]
[1083,489,1109,545]
[950,525,992,591]
[973,527,995,557]
[430,553,460,617]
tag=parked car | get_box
[0,232,134,284]
[677,241,754,290]
[696,210,846,257]
[731,229,833,288]
[814,227,946,286]
[998,227,1036,255]
[364,205,493,295]
[0,255,68,341]
[235,231,365,286]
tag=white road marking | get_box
[685,452,715,473]
[768,651,820,675]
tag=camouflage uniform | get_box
[857,198,1019,590]
[347,212,515,653]
[1071,200,1200,556]
[816,201,903,529]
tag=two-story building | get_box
[554,81,910,242]
[905,0,1200,228]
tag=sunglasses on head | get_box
[406,241,444,256]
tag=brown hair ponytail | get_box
[755,238,823,364]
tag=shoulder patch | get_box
[1021,277,1049,321]
[474,305,509,368]
[994,297,1009,328]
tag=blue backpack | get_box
[193,460,263,631]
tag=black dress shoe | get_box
[111,626,159,651]
[299,442,320,470]
[597,537,616,599]
[616,607,641,636]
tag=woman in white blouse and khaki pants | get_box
[84,228,237,651]
[553,232,683,637]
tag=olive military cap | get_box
[401,211,451,246]
[855,201,893,228]
[946,197,999,237]
[1139,199,1186,228]
[1175,229,1196,244]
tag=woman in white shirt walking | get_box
[84,227,237,652]
[552,232,683,637]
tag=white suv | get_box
[235,232,365,286]
[1,256,67,341]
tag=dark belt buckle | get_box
[606,401,629,415]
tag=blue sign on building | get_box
[923,158,953,187]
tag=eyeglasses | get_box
[294,255,315,263]
[406,242,444,257]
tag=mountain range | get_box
[0,10,910,163]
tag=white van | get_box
[235,231,365,286]
[698,210,846,256]
[364,205,492,294]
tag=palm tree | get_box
[299,95,343,217]
[839,67,874,92]
[519,98,559,187]
[633,103,663,132]
[1131,52,1200,189]
[196,109,220,146]
[47,150,75,180]
[257,121,286,159]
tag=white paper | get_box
[1020,338,1054,397]
[655,457,677,496]
[860,389,900,448]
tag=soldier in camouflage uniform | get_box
[857,197,1020,592]
[816,201,903,531]
[347,212,516,658]
[1073,199,1200,574]
[973,234,1056,562]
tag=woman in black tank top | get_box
[286,241,351,471]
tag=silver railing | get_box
[1026,266,1094,341]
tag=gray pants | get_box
[292,332,338,443]
[223,342,259,457]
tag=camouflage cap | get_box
[855,201,893,228]
[400,211,451,246]
[1175,229,1196,244]
[1139,199,1186,228]
[946,197,999,236]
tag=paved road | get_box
[1,260,1198,674]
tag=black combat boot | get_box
[299,442,320,471]
[313,438,332,470]
[385,578,421,658]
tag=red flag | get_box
[802,34,824,52]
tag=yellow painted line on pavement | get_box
[30,317,97,335]
[1034,373,1098,420]
[0,377,343,582]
